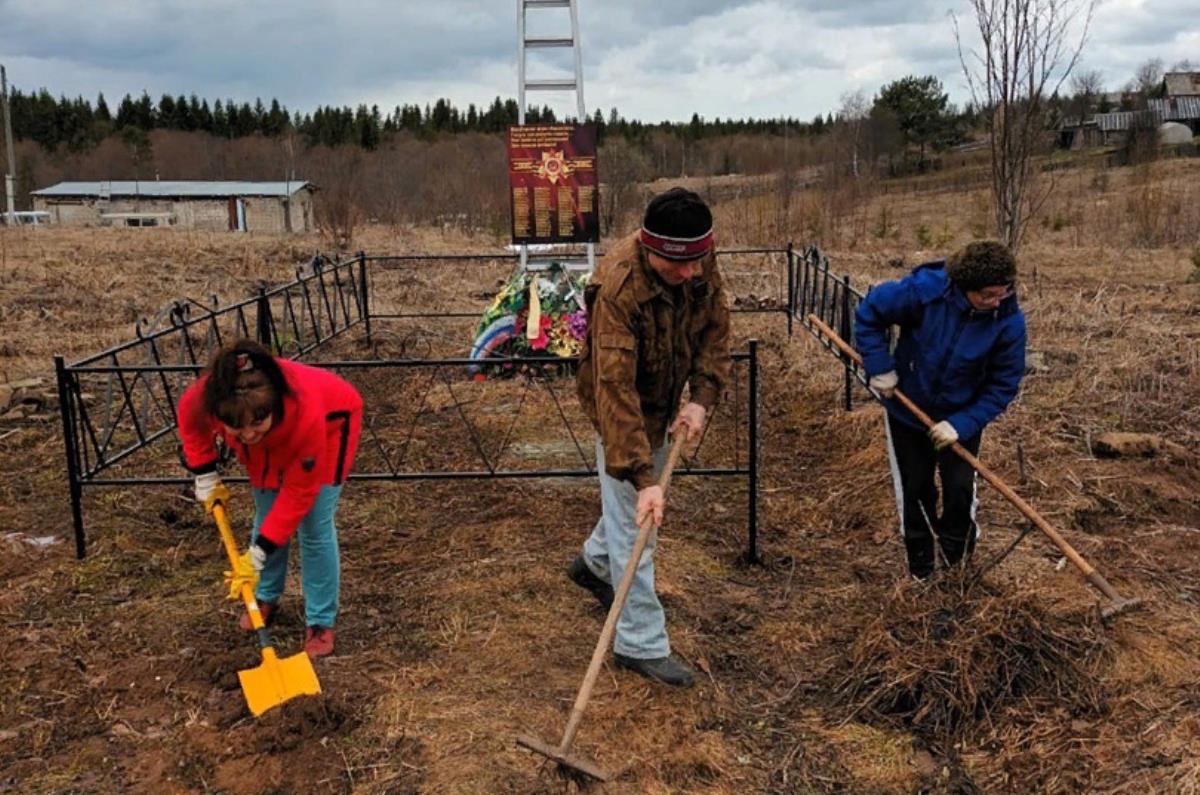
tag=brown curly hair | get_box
[946,241,1017,291]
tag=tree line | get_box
[4,55,1191,178]
[6,78,970,157]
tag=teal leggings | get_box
[251,484,343,628]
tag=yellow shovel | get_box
[212,502,321,716]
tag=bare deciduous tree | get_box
[838,90,870,179]
[597,136,650,235]
[309,145,362,250]
[954,0,1095,256]
[1069,68,1103,118]
[1133,57,1165,99]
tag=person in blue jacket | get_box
[854,241,1026,579]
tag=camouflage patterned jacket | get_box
[577,232,732,489]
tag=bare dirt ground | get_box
[2,159,1199,794]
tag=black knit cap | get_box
[946,240,1017,291]
[640,187,714,261]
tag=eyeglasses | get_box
[974,284,1014,302]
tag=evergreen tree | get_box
[253,98,267,133]
[197,98,214,133]
[263,98,287,136]
[431,98,452,131]
[355,104,380,148]
[158,94,177,129]
[115,94,137,129]
[176,94,195,131]
[95,93,112,123]
[135,91,155,129]
[213,99,230,137]
[874,75,955,161]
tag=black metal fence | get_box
[356,248,795,357]
[55,251,767,561]
[788,244,870,406]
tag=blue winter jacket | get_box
[854,261,1026,440]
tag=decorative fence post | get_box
[55,356,86,559]
[746,338,760,564]
[255,286,273,349]
[841,274,853,411]
[785,243,795,337]
[358,251,372,346]
[799,247,811,321]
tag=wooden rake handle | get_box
[807,314,1135,607]
[557,432,688,755]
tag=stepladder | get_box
[516,0,594,274]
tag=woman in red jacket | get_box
[178,339,362,658]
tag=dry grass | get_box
[2,153,1200,792]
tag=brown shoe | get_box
[238,601,277,632]
[304,626,335,658]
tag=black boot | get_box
[614,652,695,688]
[904,536,936,580]
[566,555,614,609]
[938,530,976,569]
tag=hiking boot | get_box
[304,626,335,659]
[938,534,975,568]
[613,652,695,688]
[238,600,277,632]
[567,555,614,610]
[905,539,935,581]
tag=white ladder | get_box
[517,0,594,272]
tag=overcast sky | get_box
[1,0,1196,123]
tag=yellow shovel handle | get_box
[211,502,269,632]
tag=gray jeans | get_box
[581,437,671,659]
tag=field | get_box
[1,157,1199,794]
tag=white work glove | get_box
[247,542,268,571]
[929,421,959,451]
[194,471,231,514]
[869,370,899,399]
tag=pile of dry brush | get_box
[830,570,1111,741]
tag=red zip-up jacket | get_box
[178,359,362,547]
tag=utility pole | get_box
[1,65,16,226]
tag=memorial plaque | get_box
[507,123,599,245]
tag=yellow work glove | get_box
[223,549,260,601]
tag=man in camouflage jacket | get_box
[569,187,731,688]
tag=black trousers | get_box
[885,413,982,578]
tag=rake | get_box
[808,314,1142,620]
[517,432,687,783]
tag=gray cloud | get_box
[0,0,1192,122]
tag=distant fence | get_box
[55,250,771,560]
[358,247,797,355]
[789,245,871,407]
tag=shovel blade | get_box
[238,648,321,717]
